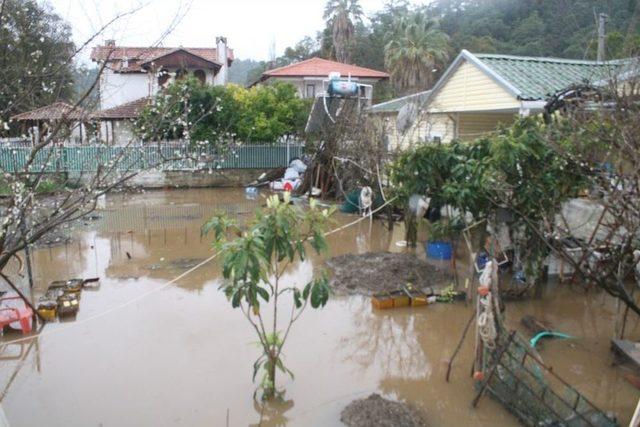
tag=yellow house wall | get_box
[375,112,457,150]
[457,113,517,140]
[374,111,518,149]
[429,60,521,113]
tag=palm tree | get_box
[324,0,363,63]
[384,12,450,93]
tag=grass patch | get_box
[0,178,66,195]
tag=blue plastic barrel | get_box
[426,241,452,260]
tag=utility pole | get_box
[597,12,608,62]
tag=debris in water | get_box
[372,285,436,310]
[146,258,205,271]
[612,339,640,371]
[327,252,451,296]
[36,300,57,321]
[0,293,34,334]
[471,261,616,426]
[521,315,572,348]
[340,393,427,427]
[82,278,100,290]
[57,294,79,317]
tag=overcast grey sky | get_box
[48,0,404,62]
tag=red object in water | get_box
[477,286,490,297]
[473,371,485,381]
[283,181,293,192]
[0,294,33,334]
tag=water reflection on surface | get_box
[0,188,636,426]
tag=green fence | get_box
[0,144,304,173]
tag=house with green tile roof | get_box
[367,90,431,115]
[371,49,626,147]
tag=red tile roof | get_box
[11,102,90,121]
[261,57,389,80]
[90,45,234,72]
[92,97,151,120]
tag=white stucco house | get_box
[89,37,234,144]
[251,57,389,101]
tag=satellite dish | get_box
[396,101,419,134]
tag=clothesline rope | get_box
[0,196,397,347]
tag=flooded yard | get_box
[0,188,637,426]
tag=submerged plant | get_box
[203,193,334,399]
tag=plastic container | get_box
[328,80,358,97]
[426,240,453,260]
[37,300,57,321]
[371,293,394,310]
[389,290,410,308]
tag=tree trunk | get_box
[264,352,277,400]
[405,206,417,247]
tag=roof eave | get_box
[139,49,222,69]
[264,73,388,79]
[422,50,523,110]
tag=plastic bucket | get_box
[426,240,452,260]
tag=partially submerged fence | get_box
[0,143,304,173]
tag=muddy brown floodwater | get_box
[0,188,637,426]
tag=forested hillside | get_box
[430,0,640,59]
[236,0,640,94]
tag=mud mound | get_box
[341,393,427,427]
[326,252,451,295]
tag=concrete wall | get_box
[100,68,217,110]
[127,168,272,188]
[100,70,150,110]
[100,120,137,145]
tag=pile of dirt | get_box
[326,252,451,296]
[341,393,427,427]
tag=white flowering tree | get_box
[0,0,191,313]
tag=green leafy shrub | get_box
[389,117,588,284]
[136,78,310,144]
[203,193,334,399]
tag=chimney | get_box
[105,39,116,47]
[214,36,228,86]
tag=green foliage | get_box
[390,118,589,284]
[0,0,75,129]
[227,58,264,85]
[384,11,450,93]
[427,220,462,242]
[204,193,334,399]
[230,83,312,143]
[429,0,640,60]
[277,0,640,99]
[135,78,310,144]
[283,36,321,62]
[436,284,458,303]
[324,0,363,62]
